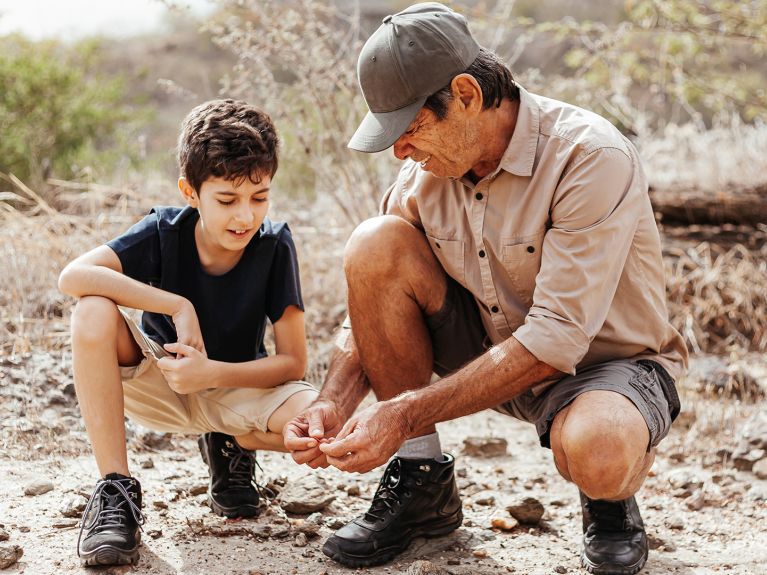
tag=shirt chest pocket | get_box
[426,235,466,286]
[501,232,545,306]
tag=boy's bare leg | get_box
[71,296,142,478]
[235,389,318,452]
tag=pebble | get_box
[293,533,309,547]
[0,530,7,542]
[60,494,88,518]
[140,458,155,469]
[346,484,361,497]
[473,491,496,506]
[733,449,765,472]
[506,497,545,525]
[752,458,767,479]
[746,485,767,502]
[188,484,208,496]
[666,469,704,490]
[0,545,23,569]
[463,436,508,458]
[490,516,519,531]
[407,560,450,574]
[472,549,488,558]
[667,516,685,530]
[325,517,346,530]
[148,529,163,539]
[24,480,54,496]
[555,567,567,574]
[685,490,706,511]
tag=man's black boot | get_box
[580,491,649,575]
[198,432,261,518]
[322,454,463,567]
[77,473,144,566]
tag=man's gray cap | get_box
[348,2,481,153]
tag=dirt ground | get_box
[1,352,766,575]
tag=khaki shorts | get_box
[119,311,317,436]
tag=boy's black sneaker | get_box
[580,491,649,575]
[322,454,463,567]
[198,432,263,518]
[77,473,144,566]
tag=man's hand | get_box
[157,342,213,394]
[171,299,206,355]
[284,399,345,469]
[318,400,409,473]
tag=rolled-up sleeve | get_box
[379,161,422,227]
[514,146,638,374]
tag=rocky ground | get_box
[1,351,766,575]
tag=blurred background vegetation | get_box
[1,0,766,364]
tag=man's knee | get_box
[71,296,121,344]
[344,215,423,277]
[555,393,649,499]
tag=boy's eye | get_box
[217,199,234,206]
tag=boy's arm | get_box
[58,245,205,352]
[157,305,307,394]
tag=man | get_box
[284,3,687,574]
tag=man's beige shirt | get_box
[381,86,688,393]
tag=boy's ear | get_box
[178,178,199,208]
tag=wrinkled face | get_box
[181,174,270,255]
[392,102,481,178]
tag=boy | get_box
[58,99,318,566]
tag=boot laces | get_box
[365,459,409,522]
[222,441,275,499]
[77,477,145,556]
[585,498,630,532]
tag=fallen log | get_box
[649,183,767,226]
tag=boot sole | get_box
[581,550,648,575]
[80,544,140,567]
[322,511,463,568]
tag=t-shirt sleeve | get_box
[105,212,161,283]
[265,226,304,323]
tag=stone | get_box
[666,469,704,490]
[60,494,88,518]
[506,497,545,525]
[733,449,766,472]
[473,491,496,506]
[293,533,309,547]
[140,458,155,469]
[685,491,706,511]
[407,560,451,574]
[138,431,173,450]
[0,530,7,542]
[325,517,346,530]
[292,518,321,538]
[667,516,685,530]
[188,484,208,496]
[345,484,361,497]
[472,548,488,558]
[490,516,519,531]
[24,480,54,496]
[148,529,163,539]
[753,458,767,479]
[462,436,508,458]
[0,545,23,569]
[746,485,767,502]
[279,477,336,514]
[555,567,567,574]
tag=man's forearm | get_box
[319,328,370,420]
[391,336,560,436]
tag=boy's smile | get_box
[179,174,271,273]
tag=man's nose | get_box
[392,136,414,161]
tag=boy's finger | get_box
[284,434,317,451]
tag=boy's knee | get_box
[71,296,121,343]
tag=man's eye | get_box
[253,197,268,203]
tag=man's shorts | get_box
[119,311,317,436]
[426,279,681,450]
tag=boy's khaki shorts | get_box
[119,311,316,436]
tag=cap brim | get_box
[348,98,426,153]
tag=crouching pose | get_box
[59,99,317,566]
[285,4,687,575]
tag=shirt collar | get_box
[498,85,540,177]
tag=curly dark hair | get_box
[424,48,519,120]
[177,99,279,192]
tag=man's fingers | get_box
[307,410,326,439]
[318,430,365,457]
[289,446,324,465]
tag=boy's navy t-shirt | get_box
[106,206,303,363]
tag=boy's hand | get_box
[157,342,213,394]
[171,299,206,355]
[284,399,345,469]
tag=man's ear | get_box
[178,177,199,208]
[451,74,483,115]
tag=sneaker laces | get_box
[222,441,276,500]
[77,477,145,556]
[364,459,408,522]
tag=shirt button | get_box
[475,192,483,201]
[491,305,499,313]
[527,246,535,253]
[478,250,486,258]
